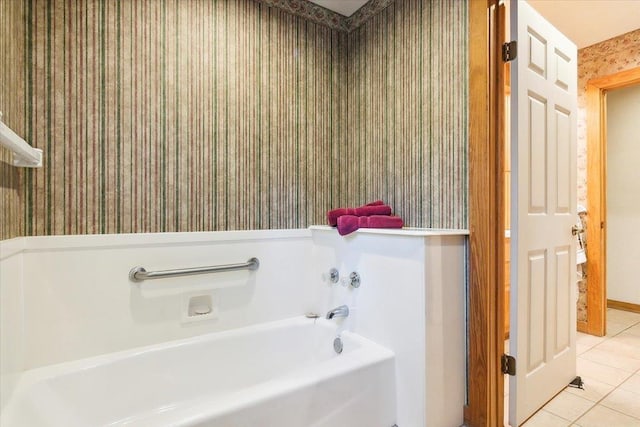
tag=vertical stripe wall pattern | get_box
[344,0,468,228]
[21,0,345,235]
[0,0,26,240]
[2,0,469,238]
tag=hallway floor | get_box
[505,308,640,426]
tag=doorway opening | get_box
[584,67,640,337]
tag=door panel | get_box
[528,94,547,213]
[555,247,571,352]
[526,250,547,372]
[555,107,571,213]
[509,1,578,425]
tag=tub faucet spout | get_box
[326,305,349,320]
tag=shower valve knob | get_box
[349,272,361,288]
[328,268,339,284]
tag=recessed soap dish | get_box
[182,293,217,323]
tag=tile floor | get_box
[504,308,640,426]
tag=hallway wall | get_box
[606,84,640,306]
[577,29,640,205]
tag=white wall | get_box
[607,84,640,306]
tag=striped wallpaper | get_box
[344,0,468,229]
[22,0,345,235]
[1,0,469,239]
[0,0,25,240]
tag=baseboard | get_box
[607,299,640,314]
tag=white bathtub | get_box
[1,316,396,427]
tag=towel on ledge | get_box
[337,215,404,236]
[327,200,390,226]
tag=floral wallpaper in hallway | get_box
[576,28,640,322]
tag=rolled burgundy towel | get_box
[327,200,390,226]
[337,215,404,236]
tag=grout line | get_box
[548,407,581,423]
[595,403,640,422]
[509,310,640,426]
[572,315,640,424]
[583,319,640,353]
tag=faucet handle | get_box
[349,272,361,288]
[328,268,339,284]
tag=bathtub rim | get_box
[2,315,396,426]
[1,229,312,260]
[1,226,470,261]
[4,315,394,396]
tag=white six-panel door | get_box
[509,1,578,425]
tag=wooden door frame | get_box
[466,0,504,425]
[583,67,640,336]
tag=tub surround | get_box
[0,242,24,411]
[0,227,467,427]
[310,226,467,427]
[2,229,313,370]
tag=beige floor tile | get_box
[620,374,640,394]
[597,335,640,360]
[581,347,640,372]
[565,375,616,402]
[576,331,607,350]
[577,343,593,356]
[607,309,640,325]
[542,390,595,422]
[577,358,634,387]
[521,409,572,427]
[601,388,640,419]
[607,321,632,337]
[574,404,640,427]
[623,323,640,337]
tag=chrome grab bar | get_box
[129,257,259,282]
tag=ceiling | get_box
[309,0,640,48]
[528,0,640,48]
[308,0,369,17]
